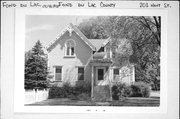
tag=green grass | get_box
[26,97,159,106]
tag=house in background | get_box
[46,23,135,101]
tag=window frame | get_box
[64,39,75,57]
[113,68,120,81]
[96,67,106,81]
[105,46,111,58]
[54,66,62,82]
[97,68,104,80]
[77,67,85,81]
[113,68,119,75]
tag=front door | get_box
[96,67,106,85]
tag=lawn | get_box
[27,97,159,106]
[27,91,160,106]
[110,97,159,106]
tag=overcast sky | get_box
[25,15,92,51]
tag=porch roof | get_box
[90,58,112,65]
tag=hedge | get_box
[130,82,150,97]
[112,82,150,100]
[48,81,91,100]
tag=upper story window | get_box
[105,46,111,58]
[98,47,104,52]
[64,39,75,57]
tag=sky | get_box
[25,15,93,51]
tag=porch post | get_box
[91,65,94,99]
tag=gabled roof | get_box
[89,39,108,51]
[47,23,96,51]
[70,23,96,50]
[46,23,110,52]
[90,58,112,64]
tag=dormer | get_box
[104,45,112,59]
[89,38,113,59]
[103,40,113,59]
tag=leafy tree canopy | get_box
[78,16,160,90]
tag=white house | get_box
[46,23,135,101]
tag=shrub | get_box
[112,85,119,100]
[74,81,91,95]
[63,82,74,94]
[48,81,91,100]
[111,82,150,100]
[112,83,131,100]
[48,86,61,98]
[151,80,160,91]
[77,93,91,101]
[48,82,74,99]
[123,86,132,97]
[130,82,150,97]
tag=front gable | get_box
[47,23,96,52]
[47,25,94,84]
[48,27,94,62]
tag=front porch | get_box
[90,57,135,101]
[90,59,113,101]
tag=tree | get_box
[78,17,109,39]
[112,38,133,67]
[25,40,48,89]
[125,16,160,90]
[78,16,160,90]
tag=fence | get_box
[25,89,49,104]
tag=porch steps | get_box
[93,86,111,102]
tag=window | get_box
[98,69,104,80]
[55,67,62,81]
[105,47,111,58]
[114,68,119,75]
[98,47,104,52]
[65,40,75,56]
[113,68,119,81]
[78,67,84,80]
